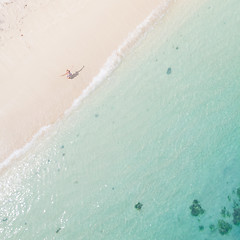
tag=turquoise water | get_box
[1,0,240,239]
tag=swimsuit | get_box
[67,72,72,78]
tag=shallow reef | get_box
[233,200,239,208]
[209,224,216,232]
[233,208,240,225]
[199,225,204,231]
[190,185,240,236]
[237,187,240,199]
[218,220,232,235]
[189,200,205,216]
[221,206,231,218]
[166,67,172,75]
[135,202,143,210]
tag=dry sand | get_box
[0,0,169,162]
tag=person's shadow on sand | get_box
[70,65,84,79]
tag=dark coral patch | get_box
[218,220,232,235]
[135,202,143,210]
[233,200,239,209]
[221,207,230,217]
[209,224,216,232]
[237,187,240,199]
[166,67,172,75]
[221,207,227,217]
[189,200,205,216]
[199,225,204,231]
[233,208,240,225]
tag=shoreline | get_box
[0,0,172,167]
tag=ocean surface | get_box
[0,0,240,239]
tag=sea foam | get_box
[0,125,51,171]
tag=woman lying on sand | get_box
[61,69,72,79]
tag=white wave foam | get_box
[0,125,51,171]
[65,0,171,114]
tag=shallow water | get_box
[0,0,240,239]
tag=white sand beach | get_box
[1,0,239,238]
[0,0,208,165]
[0,0,171,163]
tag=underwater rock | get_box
[189,200,205,216]
[166,67,172,75]
[233,200,239,209]
[209,224,216,232]
[233,208,240,225]
[221,207,227,217]
[95,114,99,118]
[199,225,204,231]
[221,207,231,218]
[2,217,7,222]
[135,202,143,210]
[218,220,232,235]
[60,145,64,149]
[237,187,240,199]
